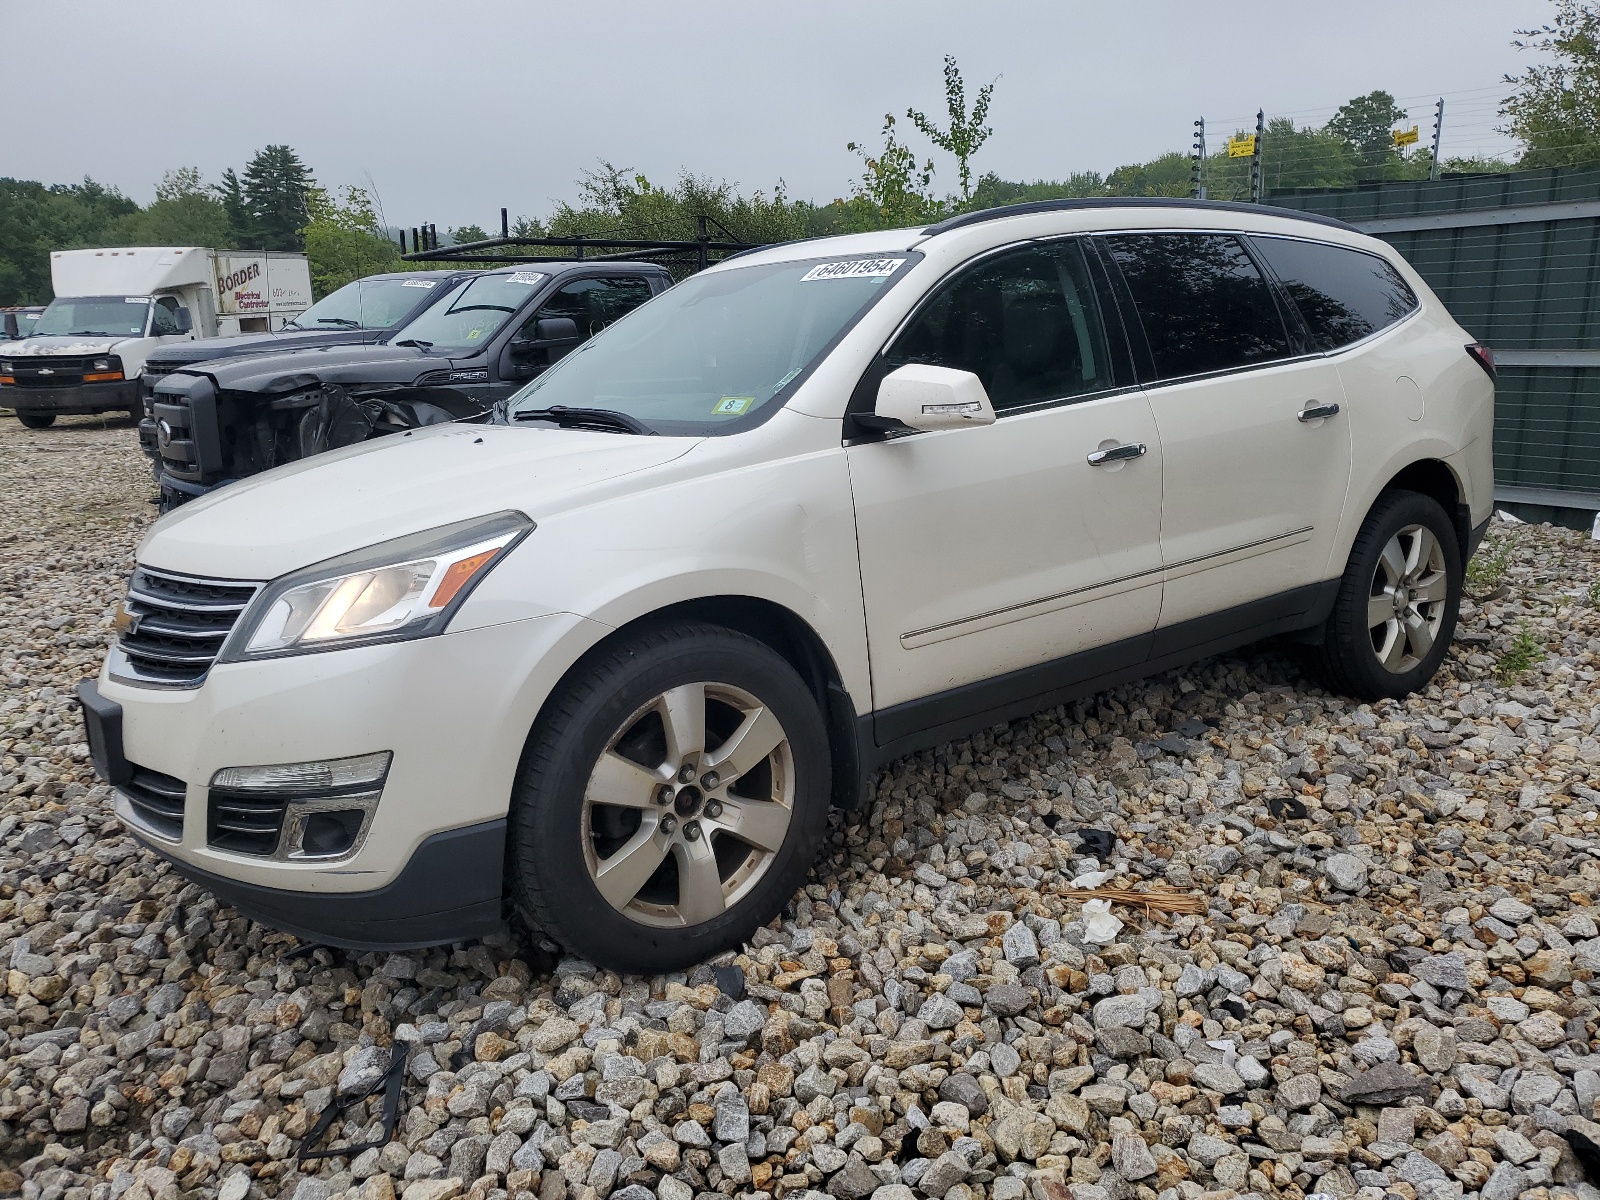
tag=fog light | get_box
[208,752,390,861]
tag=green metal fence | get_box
[1270,165,1600,514]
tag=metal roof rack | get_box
[920,196,1359,237]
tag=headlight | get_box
[92,357,113,371]
[222,511,533,660]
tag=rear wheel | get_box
[1314,490,1462,700]
[15,412,55,429]
[509,622,831,973]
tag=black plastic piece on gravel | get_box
[713,965,747,1001]
[1075,828,1115,859]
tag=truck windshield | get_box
[505,254,915,435]
[31,296,149,338]
[386,272,543,353]
[286,276,452,331]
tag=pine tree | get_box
[213,168,250,243]
[238,145,316,251]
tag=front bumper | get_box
[5,379,141,415]
[82,609,605,948]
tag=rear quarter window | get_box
[1250,236,1418,351]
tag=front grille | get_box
[207,789,289,855]
[143,361,185,380]
[114,566,261,687]
[5,357,88,387]
[121,766,186,840]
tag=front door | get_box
[1100,232,1353,635]
[847,240,1166,739]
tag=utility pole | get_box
[1429,97,1446,181]
[1191,118,1207,199]
[1251,110,1265,203]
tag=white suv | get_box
[81,199,1494,972]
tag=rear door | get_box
[1101,232,1353,640]
[847,239,1166,738]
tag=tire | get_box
[1313,489,1462,701]
[15,412,55,429]
[509,621,831,973]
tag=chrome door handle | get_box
[1087,442,1147,466]
[1298,402,1341,422]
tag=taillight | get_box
[1466,343,1495,379]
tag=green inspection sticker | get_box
[713,396,754,415]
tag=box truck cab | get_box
[0,247,312,428]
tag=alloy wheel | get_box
[581,681,794,928]
[1367,522,1449,674]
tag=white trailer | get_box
[0,246,313,427]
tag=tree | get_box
[907,55,997,201]
[117,167,233,246]
[1105,152,1194,198]
[301,185,402,297]
[214,168,249,241]
[1327,90,1411,174]
[239,145,316,251]
[0,177,138,304]
[450,224,490,245]
[1504,1,1600,167]
[845,114,939,230]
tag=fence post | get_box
[501,208,509,238]
[1191,119,1207,199]
[696,214,709,272]
[1251,111,1265,203]
[1430,98,1446,181]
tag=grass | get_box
[1590,575,1600,606]
[1467,540,1513,594]
[1497,622,1545,682]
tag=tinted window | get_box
[1105,233,1290,380]
[885,241,1112,412]
[528,276,655,340]
[1252,236,1418,350]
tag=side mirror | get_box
[511,317,580,357]
[1,314,16,340]
[174,307,193,334]
[872,364,996,432]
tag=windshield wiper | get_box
[314,317,361,328]
[392,338,434,350]
[513,405,654,435]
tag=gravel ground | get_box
[3,418,1600,1200]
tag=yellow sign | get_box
[1226,134,1257,158]
[1393,125,1420,148]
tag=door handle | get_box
[1297,402,1341,422]
[1086,442,1147,466]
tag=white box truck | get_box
[0,247,312,428]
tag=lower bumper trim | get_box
[133,820,509,951]
[6,380,141,414]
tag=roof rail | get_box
[920,196,1359,237]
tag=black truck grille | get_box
[121,766,187,840]
[115,566,261,686]
[207,790,289,856]
[4,357,89,387]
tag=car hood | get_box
[147,327,378,368]
[193,343,454,393]
[0,335,135,356]
[140,422,700,580]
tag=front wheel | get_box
[15,412,55,429]
[509,622,831,973]
[1313,489,1463,700]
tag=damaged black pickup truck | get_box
[145,261,672,507]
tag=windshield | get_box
[287,276,453,331]
[506,254,914,435]
[31,296,149,338]
[386,271,544,353]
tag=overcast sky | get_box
[4,0,1555,230]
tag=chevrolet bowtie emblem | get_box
[113,605,141,636]
[37,368,53,375]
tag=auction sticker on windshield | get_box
[506,272,547,286]
[401,280,437,288]
[800,258,905,282]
